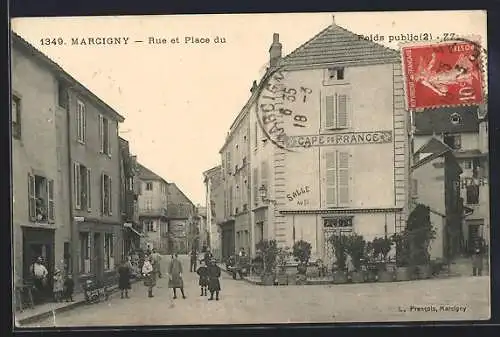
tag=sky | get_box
[11,11,487,205]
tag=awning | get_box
[124,223,145,237]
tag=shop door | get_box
[22,228,55,287]
[468,224,482,253]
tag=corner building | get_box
[249,19,410,266]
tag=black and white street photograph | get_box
[10,11,490,327]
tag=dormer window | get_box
[327,67,344,81]
[450,113,462,125]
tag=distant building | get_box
[203,165,224,260]
[411,137,463,259]
[166,183,196,254]
[413,104,489,254]
[119,138,143,254]
[136,163,168,253]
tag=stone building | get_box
[220,17,410,266]
[136,163,168,252]
[203,165,224,260]
[166,183,196,254]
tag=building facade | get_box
[166,183,196,254]
[203,165,224,260]
[411,138,463,259]
[136,163,168,253]
[413,105,489,254]
[11,34,71,289]
[220,102,252,260]
[243,19,410,266]
[119,138,143,255]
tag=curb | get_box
[17,280,139,326]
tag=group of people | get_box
[29,256,74,304]
[116,248,222,301]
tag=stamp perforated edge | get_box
[399,34,487,111]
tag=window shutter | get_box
[325,95,336,129]
[28,173,36,221]
[47,179,55,222]
[337,94,349,128]
[338,151,350,205]
[107,121,112,156]
[325,151,337,207]
[74,163,81,209]
[76,105,80,141]
[109,176,113,215]
[86,168,92,211]
[101,173,105,214]
[99,115,104,153]
[104,233,108,269]
[261,161,268,186]
[254,122,258,148]
[82,104,86,142]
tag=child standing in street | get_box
[53,269,64,302]
[196,260,209,296]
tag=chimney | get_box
[250,80,258,93]
[332,14,336,25]
[269,33,282,68]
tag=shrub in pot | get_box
[372,236,394,282]
[407,204,436,279]
[255,239,278,286]
[363,241,378,282]
[344,234,366,283]
[276,247,290,285]
[392,231,412,281]
[329,235,348,284]
[292,240,312,285]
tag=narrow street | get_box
[23,255,490,327]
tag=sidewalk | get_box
[15,280,139,326]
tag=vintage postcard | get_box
[10,11,489,327]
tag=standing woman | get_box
[142,256,156,298]
[168,254,186,299]
[118,259,132,299]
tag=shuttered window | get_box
[325,151,350,207]
[28,174,36,221]
[47,179,55,222]
[74,163,81,209]
[324,90,350,129]
[76,100,86,143]
[86,168,92,211]
[261,161,268,187]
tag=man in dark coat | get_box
[190,249,198,272]
[118,259,132,298]
[472,239,485,276]
[168,253,186,299]
[207,258,221,301]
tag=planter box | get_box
[377,270,395,282]
[296,274,307,285]
[261,274,275,286]
[287,274,297,285]
[395,267,412,281]
[276,273,288,285]
[416,264,432,279]
[351,271,365,283]
[332,271,348,284]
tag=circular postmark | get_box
[254,66,315,151]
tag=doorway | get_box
[468,222,483,254]
[93,232,103,282]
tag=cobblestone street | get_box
[22,255,490,327]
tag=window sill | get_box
[322,80,350,87]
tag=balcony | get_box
[139,207,168,218]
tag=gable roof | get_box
[414,107,479,135]
[281,23,400,69]
[136,162,167,182]
[12,32,125,123]
[167,183,195,206]
[412,137,453,170]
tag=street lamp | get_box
[259,184,276,204]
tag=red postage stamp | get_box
[401,40,485,110]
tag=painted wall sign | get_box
[285,131,393,148]
[461,177,488,188]
[287,186,311,201]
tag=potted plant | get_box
[292,240,312,285]
[276,247,290,285]
[344,234,366,283]
[392,231,412,281]
[407,204,436,279]
[329,235,348,284]
[372,236,394,282]
[255,239,278,286]
[364,241,378,282]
